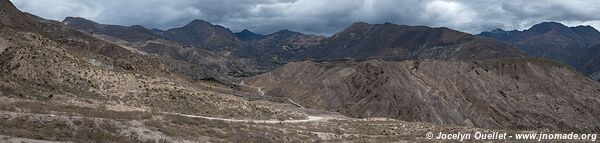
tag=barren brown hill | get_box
[247,58,600,132]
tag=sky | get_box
[12,0,600,36]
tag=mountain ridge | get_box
[479,21,600,75]
[305,22,524,61]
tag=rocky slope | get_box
[247,58,600,132]
[479,22,600,75]
[305,22,524,61]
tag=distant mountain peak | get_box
[571,25,599,32]
[64,16,87,21]
[350,22,370,26]
[308,22,522,60]
[271,29,301,35]
[234,29,264,41]
[128,25,147,29]
[62,16,103,32]
[163,19,239,51]
[478,21,600,75]
[528,21,569,32]
[184,19,213,27]
[240,29,252,33]
[347,22,372,29]
[573,25,594,28]
[62,16,99,25]
[492,28,506,32]
[236,29,260,35]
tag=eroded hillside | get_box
[247,58,600,132]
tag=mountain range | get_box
[479,22,600,80]
[1,0,600,142]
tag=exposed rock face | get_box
[247,58,600,132]
[479,22,600,75]
[305,22,524,61]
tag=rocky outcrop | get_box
[247,58,600,132]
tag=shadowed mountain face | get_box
[236,29,326,67]
[234,29,265,41]
[581,44,600,78]
[162,19,243,51]
[247,58,600,132]
[62,17,327,71]
[479,22,600,75]
[305,22,524,61]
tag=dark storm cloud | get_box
[11,0,600,35]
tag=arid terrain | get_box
[1,0,599,142]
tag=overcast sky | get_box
[12,0,600,35]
